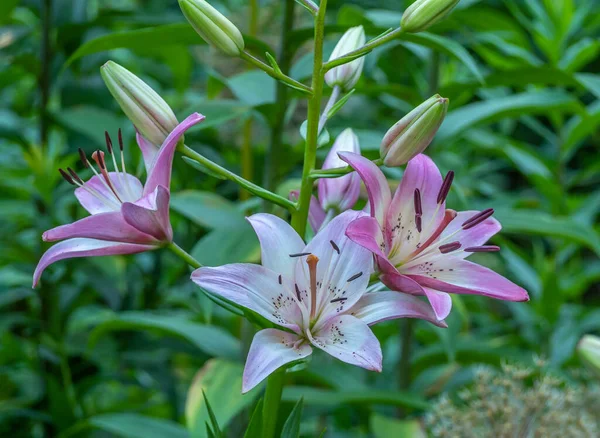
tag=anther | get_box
[330,240,340,254]
[294,284,301,301]
[289,252,311,258]
[78,148,90,168]
[67,167,84,185]
[330,297,348,303]
[414,189,422,216]
[59,168,75,185]
[415,215,422,233]
[437,171,454,204]
[118,128,124,151]
[104,131,113,154]
[462,208,494,230]
[464,245,500,253]
[278,274,282,285]
[347,272,363,282]
[439,241,461,254]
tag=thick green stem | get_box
[240,51,312,94]
[180,145,296,211]
[167,242,201,269]
[310,158,383,179]
[291,0,328,236]
[262,370,285,438]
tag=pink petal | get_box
[308,195,327,232]
[122,185,172,242]
[309,315,382,372]
[351,291,447,327]
[338,152,391,227]
[422,288,452,320]
[75,173,143,215]
[136,131,160,174]
[379,271,425,295]
[345,215,396,273]
[144,113,205,195]
[42,211,157,244]
[191,264,304,331]
[406,259,529,302]
[247,213,305,278]
[33,238,154,287]
[385,154,444,261]
[242,329,312,393]
[296,211,373,325]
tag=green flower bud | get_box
[179,0,244,56]
[578,335,600,377]
[101,61,178,146]
[324,26,366,91]
[401,0,460,33]
[380,94,448,166]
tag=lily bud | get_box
[401,0,460,33]
[380,94,448,166]
[318,128,361,212]
[101,61,178,146]
[178,0,244,56]
[578,335,600,377]
[324,26,366,91]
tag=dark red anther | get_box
[439,241,461,254]
[67,167,84,185]
[295,284,302,301]
[414,189,422,216]
[415,215,422,233]
[118,128,124,151]
[462,208,494,230]
[464,245,500,253]
[104,131,113,154]
[437,170,454,204]
[59,168,75,185]
[78,148,89,168]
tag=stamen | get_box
[92,150,122,203]
[330,297,347,303]
[439,241,461,254]
[306,254,319,319]
[347,272,363,282]
[278,274,282,284]
[462,208,494,230]
[117,131,134,199]
[289,252,311,258]
[437,171,454,204]
[295,284,302,301]
[465,245,500,252]
[413,189,422,215]
[118,128,124,151]
[78,148,90,168]
[410,209,457,258]
[104,131,113,154]
[59,168,75,185]
[330,240,340,254]
[67,167,84,185]
[415,215,422,233]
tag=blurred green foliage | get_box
[0,0,598,436]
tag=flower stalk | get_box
[240,51,312,94]
[167,242,201,269]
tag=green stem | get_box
[167,242,201,269]
[291,0,328,236]
[310,158,383,179]
[262,370,285,438]
[180,145,296,211]
[318,85,341,134]
[323,27,404,73]
[240,51,312,94]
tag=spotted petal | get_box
[242,329,312,393]
[75,173,143,215]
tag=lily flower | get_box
[33,113,205,287]
[340,152,529,321]
[191,211,445,393]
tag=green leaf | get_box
[227,71,276,106]
[282,387,429,410]
[86,413,188,438]
[52,106,124,148]
[300,120,330,147]
[575,73,600,99]
[202,391,222,438]
[281,398,304,438]
[0,0,19,23]
[186,360,262,438]
[327,89,356,119]
[87,311,240,359]
[191,223,260,267]
[243,399,264,438]
[371,414,425,438]
[170,190,245,229]
[183,99,252,130]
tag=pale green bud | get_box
[179,0,244,56]
[578,335,600,377]
[380,94,448,166]
[401,0,460,33]
[101,61,178,146]
[324,26,366,91]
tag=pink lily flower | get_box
[191,210,445,393]
[33,113,205,287]
[340,152,529,321]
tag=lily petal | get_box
[346,215,396,273]
[247,213,305,279]
[309,195,327,232]
[379,271,425,295]
[75,173,143,215]
[136,131,160,174]
[42,211,157,244]
[144,112,205,195]
[33,238,154,287]
[122,185,172,242]
[191,264,303,331]
[309,315,382,372]
[407,259,529,302]
[422,288,452,320]
[351,291,447,327]
[242,329,312,393]
[339,152,391,227]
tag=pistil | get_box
[306,254,319,319]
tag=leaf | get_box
[0,0,19,23]
[170,190,245,229]
[437,91,582,141]
[227,71,276,106]
[87,311,241,359]
[299,120,330,147]
[282,387,429,410]
[243,399,264,438]
[326,89,356,119]
[86,413,188,438]
[186,359,262,438]
[202,391,222,438]
[191,223,260,267]
[575,73,600,99]
[183,99,252,130]
[371,414,425,438]
[52,106,124,148]
[281,398,304,438]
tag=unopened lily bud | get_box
[318,128,361,212]
[401,0,460,33]
[380,94,448,166]
[178,0,244,56]
[101,61,178,146]
[578,335,600,377]
[324,26,366,91]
